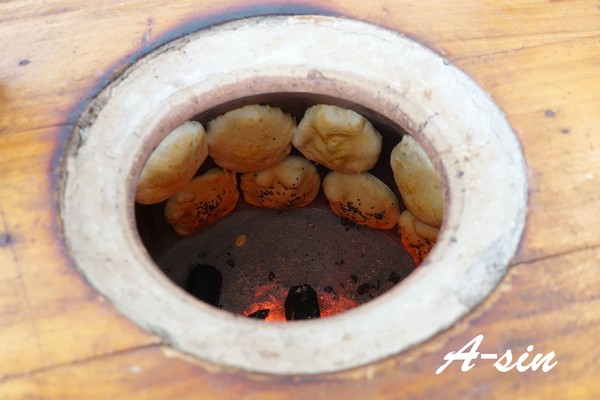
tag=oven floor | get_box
[156,205,414,321]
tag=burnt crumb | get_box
[544,109,556,118]
[18,59,30,66]
[324,286,333,294]
[350,275,358,284]
[259,189,274,198]
[193,197,221,221]
[340,217,358,231]
[197,250,207,258]
[357,283,371,295]
[371,280,381,290]
[339,201,388,223]
[371,211,386,220]
[456,171,464,178]
[388,271,401,284]
[561,128,570,135]
[340,201,364,220]
[226,259,236,268]
[268,272,276,281]
[247,309,270,319]
[334,259,345,266]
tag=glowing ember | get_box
[243,282,358,322]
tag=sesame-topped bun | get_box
[136,121,207,205]
[398,209,439,266]
[164,168,239,236]
[240,156,321,209]
[293,104,382,173]
[322,171,400,230]
[390,135,443,228]
[206,105,296,173]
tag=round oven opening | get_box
[135,92,422,322]
[60,15,528,374]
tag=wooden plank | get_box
[0,159,47,378]
[0,0,597,262]
[0,0,598,397]
[455,36,600,262]
[0,260,44,378]
[0,128,157,379]
[1,0,596,134]
[1,246,598,399]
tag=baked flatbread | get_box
[206,105,295,173]
[164,168,239,236]
[293,104,382,173]
[390,135,443,228]
[398,209,439,266]
[323,171,400,229]
[241,156,320,209]
[136,121,207,204]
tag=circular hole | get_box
[60,16,528,374]
[135,93,422,322]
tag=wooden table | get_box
[0,1,598,398]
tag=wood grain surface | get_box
[0,0,599,398]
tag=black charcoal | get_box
[357,283,371,295]
[186,264,222,307]
[388,271,401,284]
[247,309,270,319]
[285,284,320,321]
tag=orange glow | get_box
[243,282,358,322]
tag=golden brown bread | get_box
[398,209,439,266]
[135,121,208,204]
[206,105,295,173]
[322,171,400,229]
[293,104,382,173]
[390,135,443,228]
[240,156,321,209]
[164,168,239,236]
